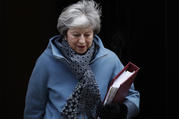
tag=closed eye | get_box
[73,34,81,37]
[84,34,91,37]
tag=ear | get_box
[64,30,68,40]
[64,34,68,41]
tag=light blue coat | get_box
[24,35,140,119]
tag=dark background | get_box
[6,0,168,119]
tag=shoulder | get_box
[36,50,51,65]
[105,48,118,57]
[34,47,67,73]
[33,48,55,70]
[104,48,121,62]
[104,48,124,69]
[94,35,121,62]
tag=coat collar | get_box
[47,35,108,62]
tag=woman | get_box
[24,0,140,119]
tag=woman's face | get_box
[66,27,94,54]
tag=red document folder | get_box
[103,62,140,104]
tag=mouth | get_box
[78,46,86,49]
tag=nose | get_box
[78,35,85,44]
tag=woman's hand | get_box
[97,102,128,119]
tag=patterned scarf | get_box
[54,38,101,119]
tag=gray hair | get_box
[57,0,102,35]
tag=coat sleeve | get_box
[112,56,140,119]
[24,57,49,119]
